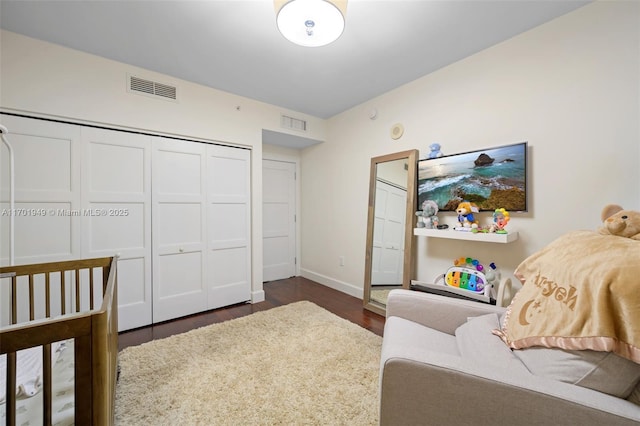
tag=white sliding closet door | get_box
[81,128,152,331]
[1,115,252,327]
[152,138,207,323]
[206,145,251,309]
[0,116,81,326]
[0,116,81,265]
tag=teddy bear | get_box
[599,204,640,240]
[428,143,443,159]
[456,201,479,229]
[416,200,439,229]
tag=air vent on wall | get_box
[128,75,177,101]
[280,114,307,132]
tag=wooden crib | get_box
[0,256,118,426]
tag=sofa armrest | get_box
[386,289,506,334]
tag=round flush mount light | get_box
[275,0,347,47]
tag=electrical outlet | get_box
[339,256,345,266]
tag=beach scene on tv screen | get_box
[418,143,527,212]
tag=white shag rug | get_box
[115,301,382,425]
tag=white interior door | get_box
[81,127,152,331]
[262,159,296,282]
[152,137,207,323]
[371,180,406,285]
[206,145,251,309]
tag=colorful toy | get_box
[444,258,501,296]
[446,257,487,293]
[416,200,439,229]
[455,201,479,229]
[599,204,640,240]
[428,143,443,159]
[490,208,510,233]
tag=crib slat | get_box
[29,274,35,321]
[43,343,53,425]
[75,268,81,313]
[45,272,51,318]
[75,335,92,424]
[60,271,66,314]
[6,352,17,426]
[11,275,17,325]
[103,264,109,293]
[89,267,95,310]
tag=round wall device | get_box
[390,123,404,140]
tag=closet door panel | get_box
[152,137,207,323]
[81,128,152,331]
[0,116,81,266]
[206,145,251,309]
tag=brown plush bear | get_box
[599,204,640,240]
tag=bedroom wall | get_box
[300,1,640,297]
[0,29,327,302]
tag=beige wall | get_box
[1,1,638,303]
[0,29,327,302]
[300,1,640,297]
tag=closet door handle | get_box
[179,248,184,253]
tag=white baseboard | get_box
[300,269,363,299]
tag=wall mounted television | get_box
[417,141,528,212]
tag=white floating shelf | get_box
[414,227,518,243]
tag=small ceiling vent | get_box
[128,75,177,101]
[280,114,307,132]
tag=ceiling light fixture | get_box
[275,0,347,47]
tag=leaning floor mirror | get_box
[363,149,418,315]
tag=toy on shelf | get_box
[416,200,439,229]
[489,208,510,233]
[428,143,443,159]
[454,201,479,230]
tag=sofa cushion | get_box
[628,382,640,405]
[455,313,530,375]
[384,316,459,357]
[513,346,640,399]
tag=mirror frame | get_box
[363,149,419,315]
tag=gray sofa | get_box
[379,289,640,426]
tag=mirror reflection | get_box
[364,150,418,315]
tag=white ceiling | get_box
[0,0,589,119]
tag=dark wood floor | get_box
[118,276,386,350]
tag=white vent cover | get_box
[280,114,307,132]
[128,75,177,101]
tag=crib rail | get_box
[0,256,118,426]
